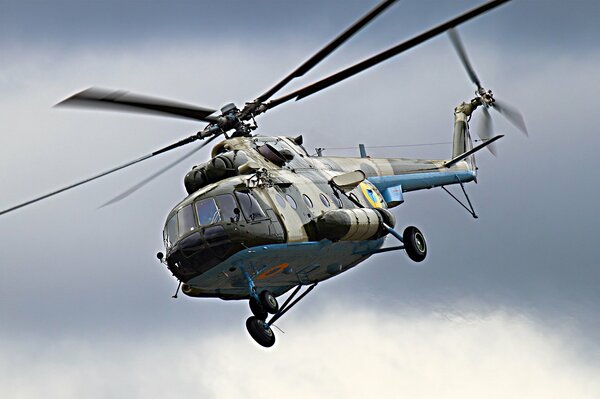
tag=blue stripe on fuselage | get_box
[368,169,476,192]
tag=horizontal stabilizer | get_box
[444,135,503,168]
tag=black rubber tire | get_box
[246,316,276,348]
[259,290,279,314]
[249,297,268,320]
[403,226,427,262]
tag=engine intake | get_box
[184,150,249,194]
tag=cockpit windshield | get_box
[235,190,266,222]
[165,192,255,247]
[177,204,196,236]
[165,215,178,248]
[215,194,239,223]
[164,190,270,249]
[195,198,221,226]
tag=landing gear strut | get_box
[244,279,318,347]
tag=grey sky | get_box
[1,0,599,397]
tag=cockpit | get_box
[163,188,283,282]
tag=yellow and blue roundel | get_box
[359,181,384,208]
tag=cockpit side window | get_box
[165,215,178,248]
[235,190,267,222]
[195,198,221,226]
[215,194,238,223]
[177,204,196,237]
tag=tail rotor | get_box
[448,28,527,154]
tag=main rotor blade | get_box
[0,133,205,216]
[255,0,398,103]
[57,88,219,123]
[268,0,510,109]
[99,134,220,208]
[494,99,528,136]
[447,28,482,90]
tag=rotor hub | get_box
[477,87,495,107]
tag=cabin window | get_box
[215,194,238,223]
[195,198,221,226]
[275,193,287,209]
[320,193,330,207]
[302,194,313,208]
[286,194,297,209]
[235,190,267,222]
[177,204,196,236]
[165,215,178,248]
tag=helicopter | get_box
[0,0,527,347]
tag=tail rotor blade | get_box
[476,107,497,155]
[448,28,482,90]
[494,99,528,136]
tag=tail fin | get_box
[452,100,478,169]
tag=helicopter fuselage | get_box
[162,133,475,300]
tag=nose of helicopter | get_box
[165,225,236,282]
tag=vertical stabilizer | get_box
[452,100,479,169]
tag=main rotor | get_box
[58,0,512,141]
[1,0,517,216]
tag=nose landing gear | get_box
[246,316,276,347]
[244,275,318,347]
[248,289,279,320]
[259,290,279,314]
[249,297,268,320]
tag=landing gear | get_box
[380,223,427,263]
[243,276,318,347]
[403,226,427,262]
[249,297,268,320]
[248,289,278,320]
[259,290,279,314]
[246,316,275,347]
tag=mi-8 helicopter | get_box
[1,0,526,347]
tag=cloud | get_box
[1,306,598,399]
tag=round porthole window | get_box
[286,194,297,209]
[302,194,313,208]
[275,193,286,208]
[319,193,330,207]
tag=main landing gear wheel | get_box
[403,226,427,262]
[249,297,268,320]
[246,316,276,347]
[259,290,279,314]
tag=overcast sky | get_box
[1,1,599,397]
